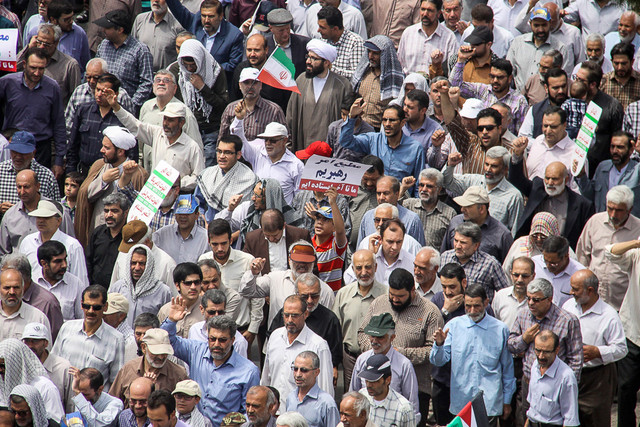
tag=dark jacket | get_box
[243,224,311,275]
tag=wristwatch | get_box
[441,308,449,316]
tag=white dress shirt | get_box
[188,320,248,358]
[491,286,528,329]
[605,244,640,347]
[262,324,334,409]
[343,248,416,286]
[526,133,581,192]
[564,0,625,39]
[415,277,442,301]
[302,0,367,39]
[33,269,85,321]
[357,232,422,256]
[532,255,586,306]
[267,229,288,272]
[571,58,614,80]
[0,302,51,343]
[562,297,627,367]
[487,0,562,36]
[72,390,124,427]
[398,23,459,74]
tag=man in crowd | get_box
[173,380,212,427]
[71,367,124,426]
[113,377,154,427]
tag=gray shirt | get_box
[131,11,184,71]
[152,222,210,263]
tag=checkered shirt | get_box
[624,99,640,139]
[440,249,509,302]
[601,70,640,109]
[65,83,135,134]
[330,30,365,80]
[561,98,587,135]
[0,159,60,203]
[361,387,416,427]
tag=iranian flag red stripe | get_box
[257,47,300,94]
[447,392,490,427]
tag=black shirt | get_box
[86,224,122,288]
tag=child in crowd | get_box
[562,80,588,139]
[62,172,84,221]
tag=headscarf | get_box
[103,126,137,150]
[389,73,429,106]
[177,39,222,123]
[526,212,560,254]
[120,244,164,301]
[239,178,299,241]
[0,339,48,402]
[8,384,49,427]
[351,35,404,101]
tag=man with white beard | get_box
[571,33,614,78]
[509,161,595,249]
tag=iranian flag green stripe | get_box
[257,47,300,94]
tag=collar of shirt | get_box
[273,33,291,49]
[464,312,490,329]
[266,228,286,244]
[417,22,445,40]
[0,301,27,318]
[486,177,510,194]
[201,342,242,367]
[536,354,561,378]
[206,25,221,40]
[299,383,322,402]
[49,50,62,64]
[568,296,605,317]
[375,247,409,268]
[281,324,313,347]
[34,270,67,289]
[403,116,439,135]
[167,131,194,147]
[415,276,442,297]
[544,133,572,151]
[109,35,132,49]
[525,33,551,48]
[34,229,66,246]
[171,222,199,240]
[218,248,243,267]
[609,70,640,85]
[529,302,559,323]
[75,319,109,339]
[370,388,398,407]
[136,354,171,377]
[352,281,385,298]
[22,73,41,90]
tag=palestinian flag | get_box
[447,392,490,427]
[257,47,300,94]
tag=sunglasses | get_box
[182,280,201,287]
[291,365,315,373]
[205,309,225,316]
[81,303,104,311]
[477,125,497,132]
[9,409,30,417]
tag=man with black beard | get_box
[357,268,443,427]
[287,39,352,152]
[518,67,569,140]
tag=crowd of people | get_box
[0,0,638,426]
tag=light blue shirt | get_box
[402,116,443,153]
[161,320,260,426]
[527,357,580,426]
[429,313,516,416]
[285,384,340,427]
[357,205,426,246]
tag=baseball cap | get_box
[8,131,36,154]
[289,242,316,263]
[464,25,493,45]
[174,195,199,214]
[453,185,490,207]
[257,122,288,139]
[239,67,260,83]
[28,200,63,218]
[173,380,202,397]
[93,10,130,29]
[459,99,484,119]
[104,293,129,315]
[358,354,392,382]
[142,329,174,355]
[311,205,333,219]
[364,313,396,337]
[295,141,333,160]
[266,9,293,26]
[253,1,277,31]
[119,220,148,253]
[162,103,186,118]
[21,322,49,340]
[530,7,551,21]
[221,413,247,426]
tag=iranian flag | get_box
[257,47,300,94]
[447,392,490,427]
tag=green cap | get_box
[364,313,395,337]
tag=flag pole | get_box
[240,48,277,104]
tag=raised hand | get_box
[349,98,366,118]
[431,49,444,65]
[250,258,266,275]
[168,296,188,322]
[234,100,247,120]
[447,152,463,167]
[228,194,243,212]
[431,129,446,147]
[433,328,449,346]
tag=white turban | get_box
[103,126,137,150]
[307,39,337,63]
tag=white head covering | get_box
[103,126,137,150]
[0,339,48,402]
[389,73,429,107]
[177,39,222,123]
[307,39,337,63]
[8,385,49,427]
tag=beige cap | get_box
[28,200,63,218]
[453,185,490,207]
[172,380,202,397]
[142,328,174,355]
[104,293,129,315]
[163,102,186,118]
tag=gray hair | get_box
[38,23,62,41]
[375,203,399,219]
[206,314,237,337]
[606,185,634,210]
[542,49,563,68]
[137,227,153,246]
[247,386,276,407]
[422,246,441,268]
[155,69,176,84]
[276,412,309,427]
[294,272,320,291]
[418,168,444,188]
[1,253,32,281]
[296,350,320,369]
[454,222,482,244]
[198,258,221,275]
[133,312,160,329]
[341,391,370,418]
[585,32,605,49]
[0,268,24,287]
[583,273,599,292]
[486,146,511,168]
[528,278,554,298]
[103,192,131,211]
[86,57,109,72]
[201,289,226,307]
[621,11,640,27]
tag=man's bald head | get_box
[353,249,375,265]
[16,169,38,185]
[260,209,285,233]
[545,161,568,179]
[130,377,154,396]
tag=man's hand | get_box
[455,20,469,33]
[447,152,463,167]
[190,74,205,90]
[400,176,416,195]
[349,98,366,118]
[70,367,81,394]
[333,366,338,387]
[502,404,512,420]
[511,136,529,158]
[0,202,13,214]
[442,294,464,313]
[228,194,243,212]
[168,296,188,322]
[52,165,64,180]
[368,234,381,254]
[325,187,338,206]
[234,100,247,120]
[250,258,266,275]
[572,159,585,177]
[242,331,255,346]
[431,49,444,65]
[583,345,602,363]
[457,45,474,62]
[103,88,120,111]
[433,79,450,94]
[241,19,252,35]
[102,167,121,184]
[431,129,446,147]
[143,371,158,383]
[522,323,540,344]
[433,328,449,346]
[449,86,461,106]
[28,35,37,48]
[304,200,319,218]
[121,160,138,175]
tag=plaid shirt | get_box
[65,83,135,134]
[440,249,509,302]
[96,36,154,109]
[450,61,529,134]
[361,387,416,427]
[623,99,640,139]
[219,97,286,143]
[401,199,456,249]
[601,70,640,109]
[0,159,60,204]
[116,409,151,427]
[561,98,587,139]
[508,303,583,381]
[330,30,365,80]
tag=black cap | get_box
[464,25,493,45]
[357,354,392,382]
[93,10,130,31]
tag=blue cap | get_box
[530,7,550,21]
[312,205,333,219]
[174,195,199,214]
[8,131,36,154]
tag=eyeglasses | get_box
[418,183,436,189]
[174,394,196,400]
[291,364,315,373]
[527,296,548,304]
[9,409,30,417]
[374,217,391,223]
[305,54,322,62]
[298,292,320,300]
[182,280,202,287]
[154,77,173,84]
[534,348,555,355]
[205,309,226,316]
[283,312,303,319]
[35,38,53,47]
[216,149,236,156]
[264,137,283,144]
[208,336,229,343]
[81,303,104,311]
[477,125,497,132]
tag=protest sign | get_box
[0,29,18,72]
[299,155,368,196]
[127,160,179,224]
[571,101,602,176]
